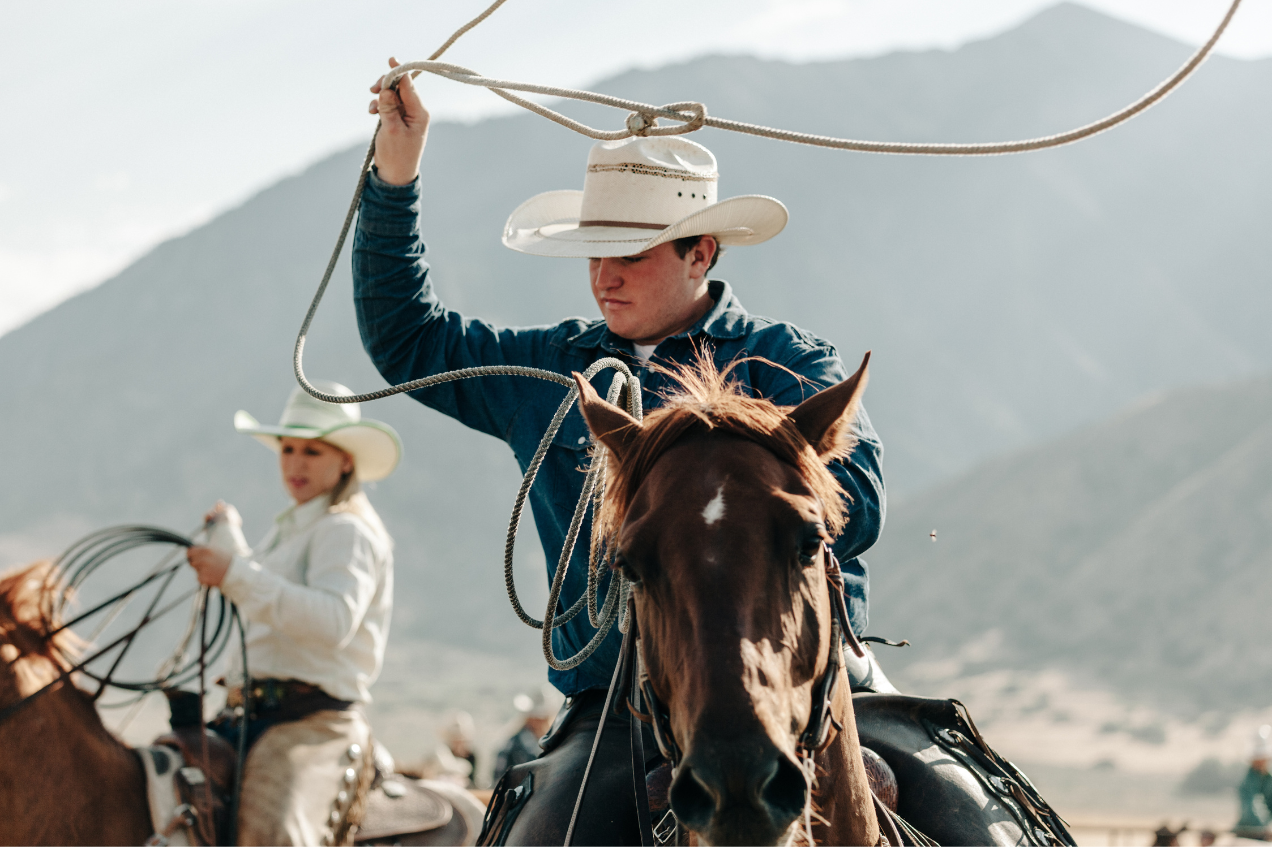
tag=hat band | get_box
[587,162,717,182]
[578,220,667,230]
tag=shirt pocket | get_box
[549,411,599,509]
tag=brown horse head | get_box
[0,561,152,845]
[575,353,874,846]
[0,561,78,701]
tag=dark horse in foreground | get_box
[561,353,1072,845]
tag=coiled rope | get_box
[0,526,243,725]
[293,0,1241,670]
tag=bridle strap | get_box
[621,544,867,841]
[563,602,633,847]
[624,612,656,847]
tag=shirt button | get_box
[577,436,587,445]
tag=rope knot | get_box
[624,103,707,139]
[626,111,657,136]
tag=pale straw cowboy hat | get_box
[233,381,403,482]
[502,136,788,258]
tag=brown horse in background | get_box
[575,353,880,846]
[0,561,152,845]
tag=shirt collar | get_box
[566,279,749,354]
[275,494,332,539]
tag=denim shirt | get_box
[352,171,886,697]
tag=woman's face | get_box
[278,436,353,504]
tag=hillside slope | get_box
[870,373,1272,712]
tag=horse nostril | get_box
[669,765,716,830]
[762,755,808,824]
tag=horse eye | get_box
[614,553,642,586]
[797,526,824,567]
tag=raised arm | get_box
[354,59,556,441]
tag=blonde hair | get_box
[326,460,392,548]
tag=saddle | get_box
[854,693,1075,846]
[137,728,238,847]
[355,777,468,845]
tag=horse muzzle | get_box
[669,742,807,846]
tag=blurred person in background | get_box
[493,687,557,785]
[1236,725,1272,840]
[443,710,479,784]
[187,382,401,845]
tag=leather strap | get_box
[624,604,656,847]
[563,610,631,847]
[630,674,655,846]
[872,790,905,847]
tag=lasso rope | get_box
[384,0,1242,155]
[293,0,1241,670]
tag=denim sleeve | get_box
[352,169,553,441]
[757,344,885,634]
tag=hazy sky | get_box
[0,0,1267,335]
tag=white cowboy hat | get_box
[233,382,403,482]
[502,136,788,259]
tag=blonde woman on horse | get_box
[185,381,401,846]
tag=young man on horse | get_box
[354,60,886,843]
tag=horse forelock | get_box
[592,354,850,558]
[0,561,78,670]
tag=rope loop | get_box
[377,0,1239,156]
[658,101,707,134]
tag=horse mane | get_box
[592,352,854,556]
[0,561,78,669]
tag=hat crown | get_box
[278,382,361,431]
[578,136,719,228]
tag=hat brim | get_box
[502,190,789,258]
[234,410,403,482]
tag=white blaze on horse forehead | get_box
[702,485,727,525]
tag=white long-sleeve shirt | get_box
[219,493,393,703]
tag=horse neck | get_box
[0,652,151,845]
[812,675,880,847]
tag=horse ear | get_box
[788,352,870,460]
[573,372,642,462]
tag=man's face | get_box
[589,238,717,345]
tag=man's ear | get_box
[573,373,642,462]
[787,352,870,460]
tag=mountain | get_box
[869,372,1272,713]
[1,4,1269,668]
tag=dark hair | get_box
[672,235,723,272]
